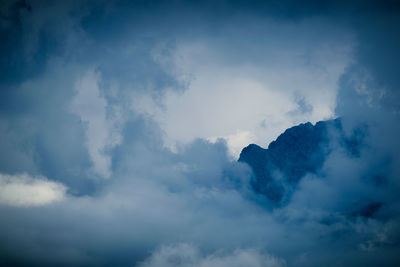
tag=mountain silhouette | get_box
[239,118,365,205]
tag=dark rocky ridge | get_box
[239,118,364,205]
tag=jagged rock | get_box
[238,118,355,204]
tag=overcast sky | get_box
[0,0,400,266]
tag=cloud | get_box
[0,173,66,207]
[138,243,285,267]
[134,22,353,155]
[70,70,122,178]
[208,131,256,159]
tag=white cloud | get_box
[71,70,122,178]
[138,243,285,267]
[135,21,353,157]
[208,131,256,159]
[0,173,66,207]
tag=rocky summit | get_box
[239,118,363,204]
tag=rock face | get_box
[238,118,383,217]
[239,119,344,204]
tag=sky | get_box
[0,0,400,266]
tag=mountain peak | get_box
[239,118,343,204]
